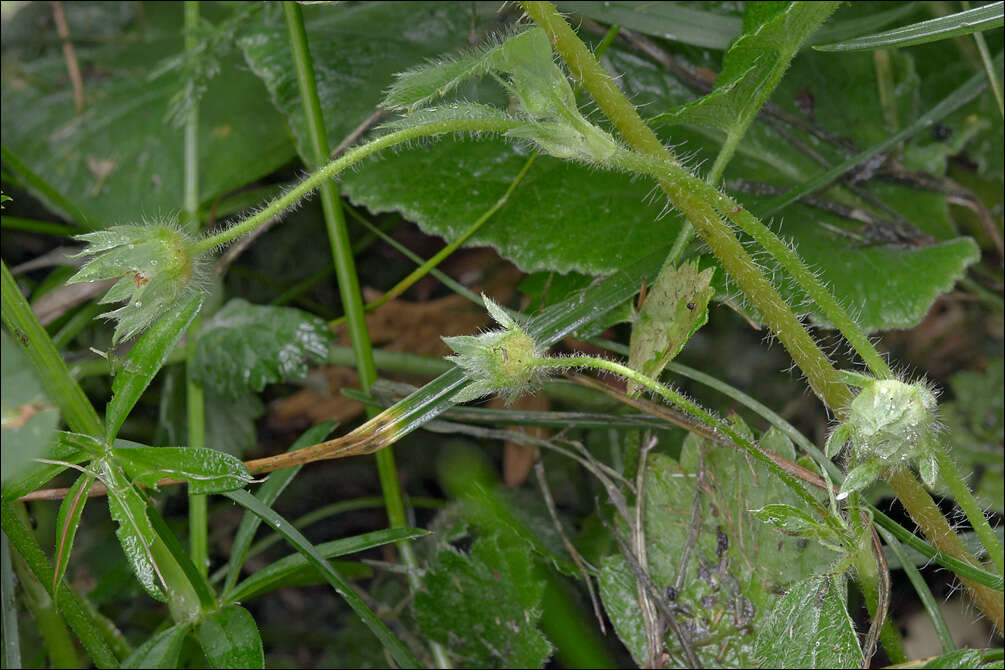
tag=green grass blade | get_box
[1,531,21,669]
[222,489,420,669]
[814,2,1004,51]
[761,53,1000,216]
[222,420,336,596]
[1,262,103,437]
[224,527,427,604]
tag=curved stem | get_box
[191,117,521,255]
[532,355,826,514]
[934,446,1005,576]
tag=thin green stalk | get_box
[192,117,520,256]
[334,152,538,323]
[874,49,899,133]
[877,525,956,653]
[9,542,83,669]
[934,447,1005,576]
[1,531,21,669]
[0,503,118,668]
[1,262,102,436]
[181,1,208,579]
[282,5,449,667]
[532,355,826,514]
[962,1,1005,117]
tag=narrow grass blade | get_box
[1,531,20,669]
[223,489,420,668]
[52,472,96,595]
[225,527,427,604]
[222,421,336,596]
[814,2,1004,51]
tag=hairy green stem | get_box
[886,469,1004,630]
[935,447,1005,576]
[192,117,520,256]
[612,149,895,381]
[282,5,449,667]
[1,503,119,668]
[522,0,1001,628]
[531,355,826,514]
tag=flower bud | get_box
[69,222,207,343]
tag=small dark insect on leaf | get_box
[931,123,952,141]
[666,586,678,601]
[716,526,728,558]
[15,328,29,346]
[686,302,696,311]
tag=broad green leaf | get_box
[655,3,839,135]
[121,622,191,669]
[815,2,1004,52]
[752,574,862,668]
[415,535,552,669]
[190,299,332,399]
[111,446,252,494]
[225,528,425,604]
[238,1,489,160]
[106,291,203,443]
[196,605,264,670]
[222,420,336,595]
[223,489,420,668]
[556,1,743,50]
[52,472,97,594]
[0,3,295,229]
[597,429,837,667]
[628,261,714,395]
[1,331,59,488]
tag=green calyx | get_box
[68,222,208,343]
[442,294,547,403]
[827,376,941,499]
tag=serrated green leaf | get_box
[598,427,837,667]
[112,446,252,494]
[814,2,1004,52]
[655,2,839,135]
[106,292,204,443]
[1,331,60,488]
[0,3,295,229]
[628,261,714,394]
[415,535,552,668]
[52,472,97,595]
[752,574,863,668]
[190,299,332,399]
[121,622,191,669]
[225,528,424,604]
[196,605,264,670]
